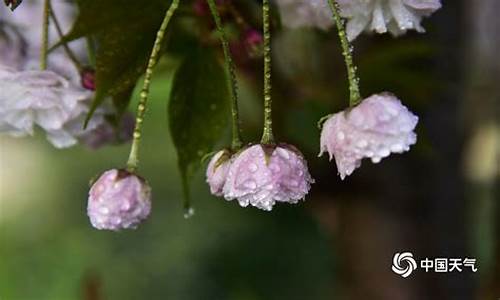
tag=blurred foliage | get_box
[0,70,336,300]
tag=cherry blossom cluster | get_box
[0,2,132,149]
[1,0,433,230]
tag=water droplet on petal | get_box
[121,201,131,211]
[337,131,345,140]
[244,180,257,189]
[249,163,258,172]
[391,144,403,152]
[269,163,281,174]
[99,206,110,214]
[357,139,368,148]
[379,148,390,157]
[276,148,290,160]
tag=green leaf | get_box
[58,0,174,126]
[168,48,230,210]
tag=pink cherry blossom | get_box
[319,92,418,179]
[223,144,314,211]
[0,67,106,148]
[206,149,232,196]
[87,169,151,231]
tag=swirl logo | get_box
[392,252,417,278]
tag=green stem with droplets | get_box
[48,1,82,71]
[326,0,361,107]
[206,0,242,150]
[40,0,50,70]
[260,0,274,144]
[126,0,179,172]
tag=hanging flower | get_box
[337,0,442,41]
[87,169,151,231]
[206,149,232,196]
[222,144,314,211]
[275,0,333,31]
[0,67,106,148]
[320,93,418,179]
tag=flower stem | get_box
[326,0,361,107]
[48,2,83,72]
[206,0,242,150]
[126,0,179,172]
[40,0,50,70]
[260,0,274,144]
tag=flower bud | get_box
[81,68,96,91]
[206,149,232,196]
[320,93,418,179]
[223,144,314,211]
[87,169,151,231]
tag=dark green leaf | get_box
[169,48,230,208]
[58,0,174,126]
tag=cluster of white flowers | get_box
[1,3,133,149]
[275,0,441,40]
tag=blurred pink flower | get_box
[319,93,418,179]
[275,0,333,30]
[223,144,314,211]
[0,67,106,148]
[337,0,442,40]
[87,169,151,231]
[206,149,232,196]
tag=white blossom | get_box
[0,67,105,148]
[337,0,442,41]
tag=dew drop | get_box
[337,131,345,140]
[249,163,258,172]
[379,148,390,157]
[99,206,110,215]
[277,148,290,160]
[357,139,368,148]
[183,207,195,219]
[121,201,131,211]
[244,180,257,189]
[391,144,403,152]
[269,163,281,173]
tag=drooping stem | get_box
[206,0,242,150]
[260,0,274,144]
[126,0,179,172]
[48,2,82,71]
[40,0,50,70]
[326,0,362,106]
